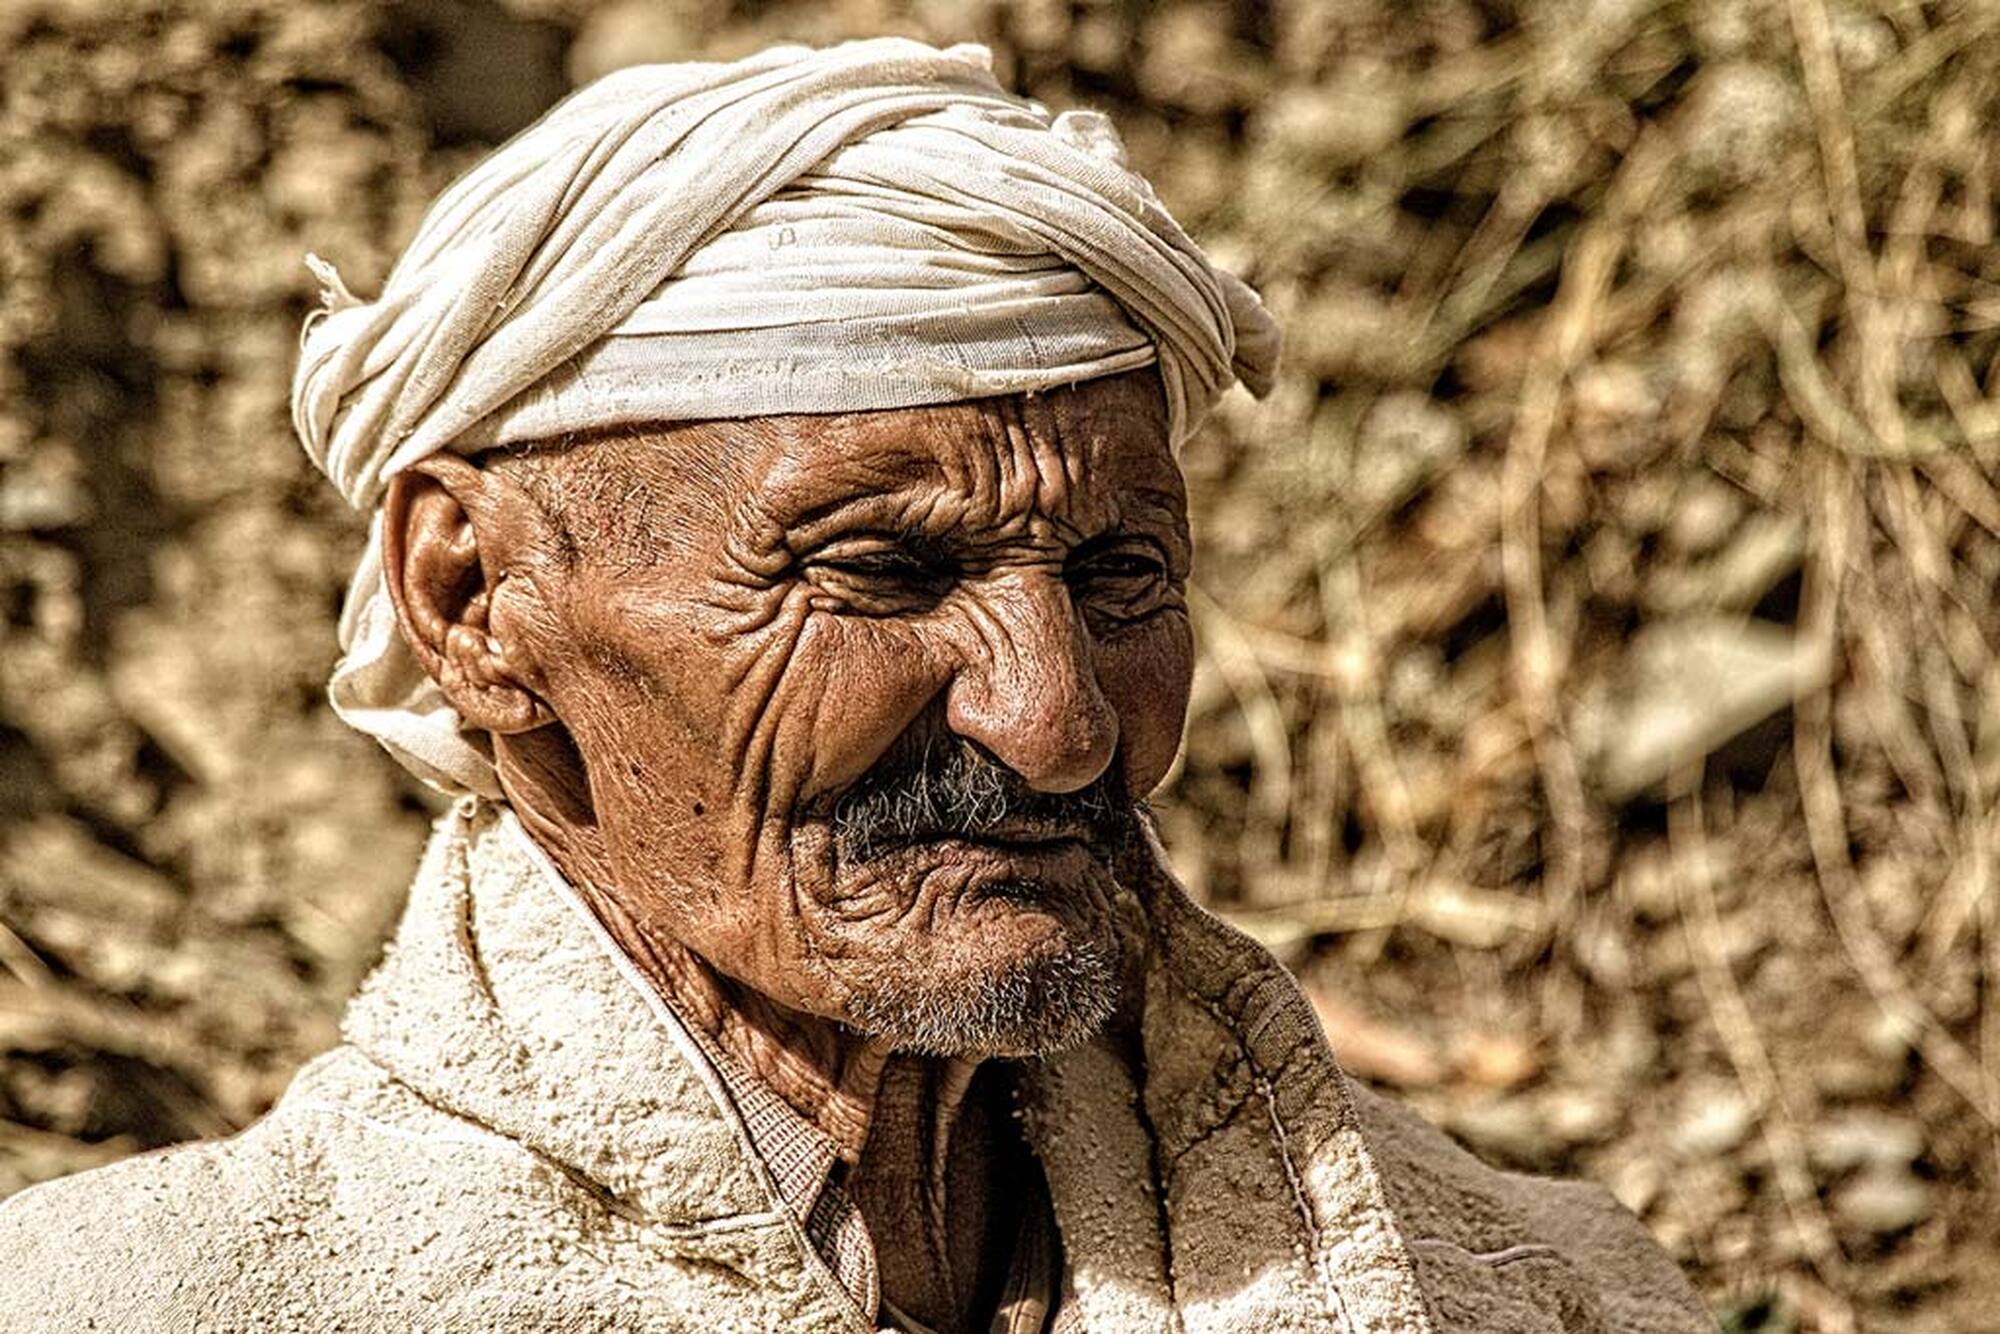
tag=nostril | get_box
[1039,697,1119,793]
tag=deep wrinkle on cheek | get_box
[1098,609,1194,791]
[717,591,816,805]
[787,613,953,802]
[712,593,918,946]
[565,575,812,878]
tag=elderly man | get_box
[0,40,1704,1334]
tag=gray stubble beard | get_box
[825,735,1142,1058]
[840,904,1124,1059]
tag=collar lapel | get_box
[1024,828,1435,1333]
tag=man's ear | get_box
[380,455,559,735]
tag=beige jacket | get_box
[0,802,1709,1332]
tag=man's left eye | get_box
[1068,544,1172,621]
[1077,552,1166,582]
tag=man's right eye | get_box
[802,540,954,608]
[819,550,929,579]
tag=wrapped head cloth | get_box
[292,38,1280,798]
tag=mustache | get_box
[828,735,1139,865]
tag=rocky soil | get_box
[4,2,1998,1329]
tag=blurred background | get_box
[2,1,1997,1328]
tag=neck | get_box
[578,872,913,1156]
[572,865,1003,1332]
[489,727,976,1159]
[493,731,1019,1333]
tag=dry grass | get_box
[2,1,1997,1328]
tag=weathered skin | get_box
[0,357,1711,1330]
[381,368,1188,1332]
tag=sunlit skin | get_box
[381,369,1191,1332]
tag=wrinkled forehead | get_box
[747,369,1180,528]
[482,369,1185,571]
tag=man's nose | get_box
[944,576,1118,794]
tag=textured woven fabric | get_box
[673,1001,881,1318]
[289,38,1278,798]
[0,804,1710,1331]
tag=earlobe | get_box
[381,462,559,736]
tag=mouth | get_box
[851,826,1101,877]
[898,820,1094,854]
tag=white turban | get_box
[292,37,1280,797]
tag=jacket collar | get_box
[1019,828,1433,1332]
[342,800,1433,1332]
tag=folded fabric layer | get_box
[290,38,1279,796]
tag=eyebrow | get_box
[767,488,1190,571]
[765,485,937,553]
[748,427,1188,552]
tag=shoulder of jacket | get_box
[1341,1078,1713,1333]
[0,1043,608,1332]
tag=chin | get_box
[840,876,1124,1059]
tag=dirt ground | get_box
[3,1,1997,1329]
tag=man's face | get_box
[501,369,1191,1056]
